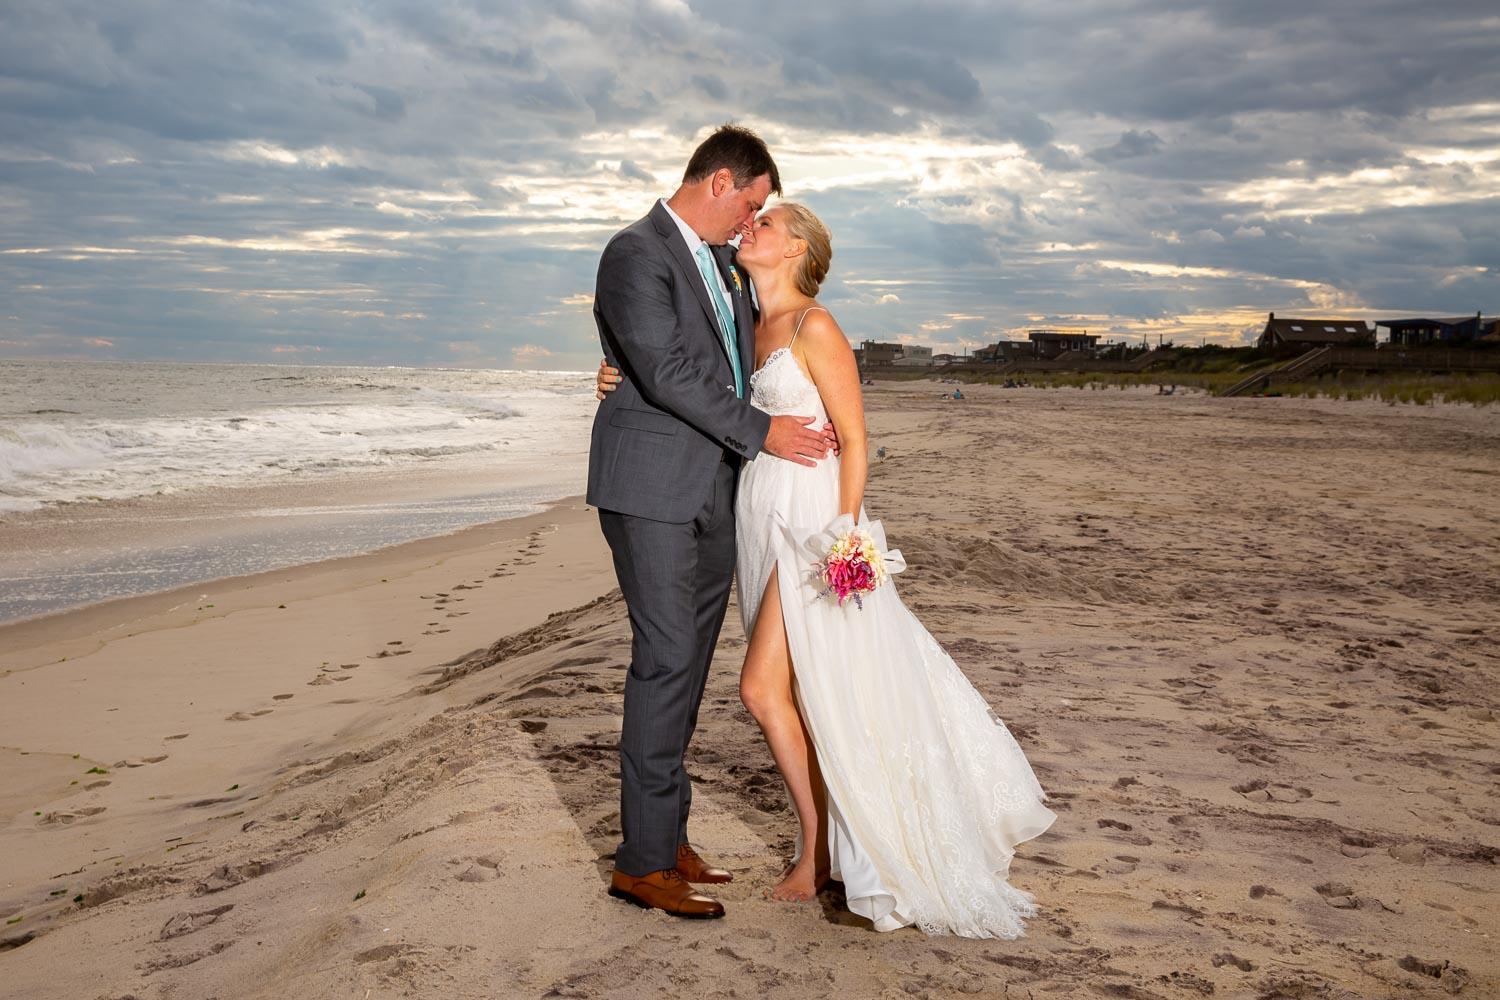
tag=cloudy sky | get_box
[2,1,1497,369]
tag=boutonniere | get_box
[728,265,744,295]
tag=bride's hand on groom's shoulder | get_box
[595,358,622,400]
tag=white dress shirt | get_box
[659,198,734,316]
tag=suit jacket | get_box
[586,201,771,523]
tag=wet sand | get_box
[1,384,1496,998]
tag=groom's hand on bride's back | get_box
[764,415,831,467]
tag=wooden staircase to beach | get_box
[1219,347,1335,397]
[1216,344,1500,397]
[1123,346,1174,371]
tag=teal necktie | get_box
[694,243,744,398]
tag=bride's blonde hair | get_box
[776,202,833,297]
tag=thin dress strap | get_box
[790,306,827,348]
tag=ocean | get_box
[0,359,597,622]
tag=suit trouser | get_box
[598,461,737,876]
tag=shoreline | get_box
[0,494,595,665]
[0,459,589,625]
[0,356,594,622]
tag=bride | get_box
[596,202,1056,938]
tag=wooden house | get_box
[1256,313,1373,351]
[1028,329,1100,358]
[972,340,1033,363]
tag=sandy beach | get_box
[2,382,1497,999]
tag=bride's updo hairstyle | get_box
[777,202,833,297]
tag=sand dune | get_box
[2,383,1496,998]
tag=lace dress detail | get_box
[734,335,1057,938]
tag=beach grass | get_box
[1271,371,1500,406]
[897,367,1500,406]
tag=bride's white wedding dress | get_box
[734,317,1057,938]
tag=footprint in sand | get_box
[1340,832,1378,858]
[454,864,497,883]
[451,855,503,883]
[272,693,295,700]
[159,904,233,941]
[1097,818,1153,846]
[1212,953,1255,972]
[1231,778,1311,803]
[354,944,417,965]
[40,806,106,825]
[1389,843,1427,865]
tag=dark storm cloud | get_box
[1,0,1496,365]
[1090,129,1165,163]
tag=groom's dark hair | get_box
[683,124,782,195]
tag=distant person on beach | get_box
[590,128,1054,936]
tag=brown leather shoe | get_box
[608,868,725,919]
[675,843,733,884]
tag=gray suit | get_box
[587,201,770,876]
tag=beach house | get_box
[1256,313,1373,351]
[973,340,1033,363]
[1028,329,1100,358]
[860,340,934,367]
[1380,313,1486,346]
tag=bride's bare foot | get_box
[770,860,830,903]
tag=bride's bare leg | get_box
[740,568,830,902]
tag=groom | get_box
[588,124,831,918]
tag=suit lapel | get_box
[649,202,729,362]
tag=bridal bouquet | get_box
[807,515,906,609]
